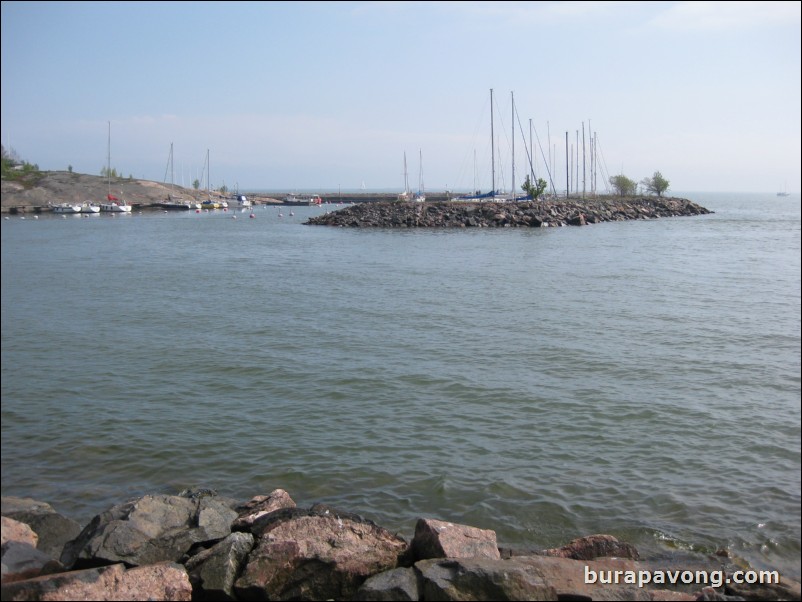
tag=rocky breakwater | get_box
[2,489,798,601]
[304,196,712,228]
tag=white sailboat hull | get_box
[51,204,82,214]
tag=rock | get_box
[1,541,58,584]
[60,493,238,569]
[542,533,640,560]
[185,531,254,601]
[1,517,38,548]
[0,561,192,601]
[411,518,501,561]
[510,555,665,601]
[415,557,557,601]
[725,575,802,601]
[1,497,82,560]
[353,567,421,601]
[231,489,297,531]
[234,509,408,601]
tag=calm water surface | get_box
[2,193,800,579]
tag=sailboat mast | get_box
[511,91,515,201]
[565,131,569,198]
[107,121,111,195]
[582,122,586,199]
[473,150,477,194]
[490,88,495,196]
[403,152,409,194]
[418,148,424,194]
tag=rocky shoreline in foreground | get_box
[1,489,797,601]
[304,197,713,228]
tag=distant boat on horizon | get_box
[777,181,790,196]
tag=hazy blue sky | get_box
[2,1,800,193]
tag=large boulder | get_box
[231,489,296,531]
[184,531,254,601]
[234,504,408,601]
[415,557,557,601]
[0,561,192,601]
[1,497,82,560]
[60,493,238,569]
[411,518,501,561]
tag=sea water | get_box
[1,192,799,579]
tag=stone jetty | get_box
[2,489,797,601]
[305,197,712,228]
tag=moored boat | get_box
[51,203,82,214]
[101,123,132,213]
[285,194,323,206]
[100,197,132,212]
[80,202,101,213]
[157,197,199,210]
[230,194,251,208]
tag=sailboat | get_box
[199,149,226,210]
[157,144,199,210]
[397,152,412,202]
[455,89,498,201]
[100,121,132,212]
[414,149,426,202]
[777,182,790,197]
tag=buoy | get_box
[249,213,256,219]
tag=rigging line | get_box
[513,104,536,182]
[527,119,557,195]
[595,135,612,194]
[162,144,172,184]
[454,93,492,192]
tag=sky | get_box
[1,1,800,194]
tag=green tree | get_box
[641,171,670,197]
[193,179,200,190]
[521,174,548,200]
[609,174,637,196]
[68,165,73,173]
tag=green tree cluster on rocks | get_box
[608,171,670,197]
[641,171,670,197]
[609,174,638,196]
[521,174,548,200]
